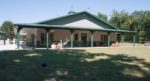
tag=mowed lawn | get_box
[0,47,150,81]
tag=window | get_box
[41,33,46,44]
[101,34,107,41]
[50,33,54,42]
[74,34,78,41]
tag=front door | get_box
[81,33,87,47]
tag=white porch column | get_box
[107,32,111,47]
[90,31,94,47]
[121,33,125,44]
[16,26,22,49]
[133,34,136,46]
[45,29,50,49]
[70,30,74,48]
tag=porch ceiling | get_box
[0,31,6,35]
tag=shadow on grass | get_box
[0,49,150,81]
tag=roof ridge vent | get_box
[68,11,76,15]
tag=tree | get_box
[1,21,15,40]
[130,10,150,43]
[109,10,121,28]
[109,10,133,42]
[109,10,130,30]
[141,11,150,42]
[109,10,150,43]
[97,12,108,21]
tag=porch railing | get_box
[27,40,114,48]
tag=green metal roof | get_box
[37,11,119,30]
[0,31,6,34]
[14,23,136,33]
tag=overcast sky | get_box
[0,0,150,25]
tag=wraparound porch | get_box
[14,24,136,49]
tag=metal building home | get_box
[14,11,136,49]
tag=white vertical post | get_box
[107,32,111,47]
[133,34,136,46]
[90,31,94,47]
[70,30,74,48]
[45,29,50,49]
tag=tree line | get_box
[98,10,150,43]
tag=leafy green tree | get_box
[130,10,150,43]
[130,11,143,42]
[97,12,108,21]
[109,10,133,42]
[141,11,150,42]
[1,21,15,40]
[109,10,150,43]
[109,10,130,30]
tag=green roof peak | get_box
[68,11,76,15]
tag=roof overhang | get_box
[14,23,136,33]
[0,31,6,35]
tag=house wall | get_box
[24,28,38,46]
[29,29,117,46]
[20,28,27,36]
[110,33,118,41]
[36,28,45,41]
[53,29,70,41]
[24,28,118,47]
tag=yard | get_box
[0,47,150,81]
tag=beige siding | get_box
[25,28,118,46]
[64,19,105,29]
[53,29,70,41]
[36,28,45,41]
[25,28,38,46]
[110,33,117,41]
[93,32,102,41]
[19,28,27,36]
[14,28,27,36]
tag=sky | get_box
[0,0,150,25]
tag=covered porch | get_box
[14,24,136,49]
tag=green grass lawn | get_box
[0,47,150,81]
